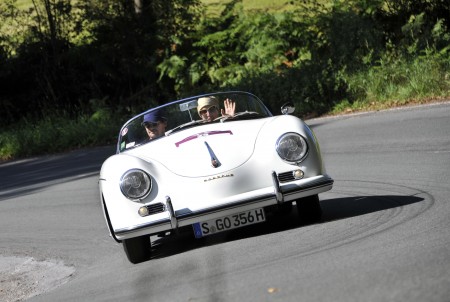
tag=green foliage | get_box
[338,13,450,111]
[1,0,450,160]
[0,110,122,160]
[344,48,450,106]
[159,1,317,98]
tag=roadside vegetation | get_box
[0,0,449,161]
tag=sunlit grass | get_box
[331,53,450,115]
[201,0,296,13]
[0,111,121,161]
[15,0,33,9]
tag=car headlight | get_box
[276,133,308,163]
[120,169,152,200]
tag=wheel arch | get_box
[102,194,122,243]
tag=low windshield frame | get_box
[116,91,272,153]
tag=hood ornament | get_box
[211,159,219,168]
[204,141,221,168]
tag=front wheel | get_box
[123,235,151,264]
[296,194,322,225]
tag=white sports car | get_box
[99,91,333,263]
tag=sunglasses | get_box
[143,121,160,128]
[199,106,218,116]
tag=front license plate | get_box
[192,208,266,238]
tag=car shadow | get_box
[0,145,115,201]
[149,194,424,259]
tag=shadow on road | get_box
[320,194,425,222]
[0,145,115,201]
[149,194,424,259]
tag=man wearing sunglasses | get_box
[197,96,235,122]
[142,109,167,140]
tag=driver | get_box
[197,96,235,122]
[142,109,167,140]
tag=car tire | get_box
[296,194,322,225]
[123,235,151,264]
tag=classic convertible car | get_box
[99,91,333,263]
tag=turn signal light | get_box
[293,169,304,179]
[138,206,149,217]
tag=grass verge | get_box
[0,111,121,161]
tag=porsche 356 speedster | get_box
[99,91,333,263]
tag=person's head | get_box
[197,96,220,122]
[142,109,167,140]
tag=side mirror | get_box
[281,102,295,115]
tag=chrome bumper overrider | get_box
[114,173,333,239]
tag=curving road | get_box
[1,102,449,302]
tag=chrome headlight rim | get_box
[276,132,309,164]
[119,169,152,200]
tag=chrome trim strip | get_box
[283,177,334,195]
[115,218,171,236]
[283,183,333,202]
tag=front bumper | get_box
[114,173,333,240]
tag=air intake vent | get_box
[146,203,166,215]
[277,171,295,183]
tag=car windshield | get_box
[117,91,272,153]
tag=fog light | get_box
[293,169,304,179]
[138,206,149,217]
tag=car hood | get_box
[126,118,271,177]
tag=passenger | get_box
[197,96,235,122]
[142,109,167,140]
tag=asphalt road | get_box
[1,102,449,302]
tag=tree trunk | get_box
[134,0,143,14]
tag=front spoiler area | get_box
[113,174,334,240]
